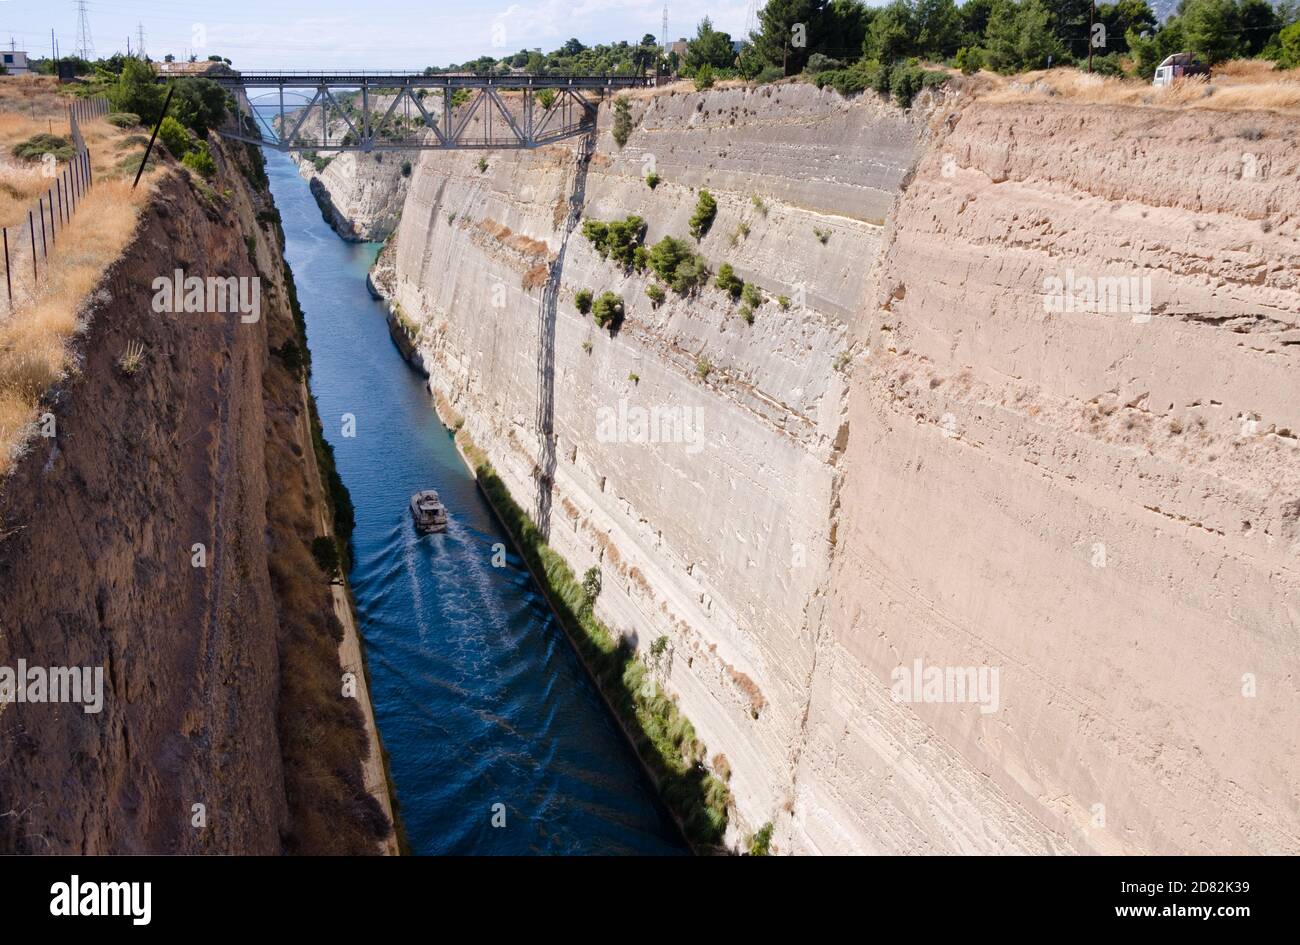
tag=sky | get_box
[0,0,763,71]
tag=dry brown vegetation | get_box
[0,77,160,475]
[981,60,1300,114]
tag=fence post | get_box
[3,228,9,310]
[48,189,56,244]
[29,211,36,282]
[38,196,46,256]
[68,167,75,213]
[57,179,65,225]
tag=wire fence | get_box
[2,97,107,315]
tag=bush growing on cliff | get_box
[648,236,709,295]
[574,288,593,314]
[582,215,646,270]
[582,566,602,607]
[646,282,666,307]
[693,64,716,90]
[182,142,217,179]
[158,116,192,159]
[715,263,744,299]
[748,822,774,856]
[311,536,341,578]
[611,96,632,147]
[591,292,624,329]
[741,282,763,308]
[689,190,718,241]
[645,171,660,189]
[105,111,140,128]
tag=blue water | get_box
[262,147,685,855]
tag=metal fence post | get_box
[3,227,9,310]
[38,196,46,256]
[29,211,37,281]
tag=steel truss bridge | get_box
[208,72,656,152]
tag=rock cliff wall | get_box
[813,99,1300,854]
[376,81,1298,853]
[380,83,924,846]
[0,136,391,853]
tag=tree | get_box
[986,0,1067,72]
[109,57,165,125]
[961,0,997,43]
[1096,0,1156,54]
[171,78,228,136]
[755,0,827,75]
[914,0,963,59]
[1181,0,1244,63]
[1238,0,1280,56]
[685,17,735,71]
[1279,20,1300,66]
[865,0,917,62]
[1126,17,1185,77]
[820,0,875,59]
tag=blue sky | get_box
[0,0,765,70]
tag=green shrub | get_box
[805,53,843,73]
[694,64,715,90]
[777,295,791,310]
[756,65,784,84]
[582,215,646,269]
[182,142,217,178]
[955,46,985,75]
[741,282,763,308]
[646,282,666,306]
[158,116,192,159]
[715,263,744,299]
[105,112,140,128]
[648,236,709,295]
[537,88,557,109]
[689,190,717,241]
[311,536,341,578]
[401,160,412,177]
[11,133,74,162]
[582,566,602,607]
[612,96,632,147]
[890,62,926,108]
[477,156,488,173]
[749,822,774,856]
[645,171,660,189]
[574,288,593,314]
[695,356,712,379]
[591,291,624,329]
[739,304,754,324]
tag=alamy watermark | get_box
[0,660,104,714]
[152,269,261,323]
[596,398,705,455]
[890,658,1000,714]
[1043,269,1151,322]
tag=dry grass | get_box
[0,78,164,475]
[982,60,1300,114]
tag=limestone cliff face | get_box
[298,151,408,241]
[276,97,412,241]
[374,80,1297,854]
[813,100,1300,855]
[380,83,925,846]
[0,138,390,853]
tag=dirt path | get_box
[298,384,399,855]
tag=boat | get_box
[410,489,448,534]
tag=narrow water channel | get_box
[262,147,685,855]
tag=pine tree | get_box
[755,0,827,75]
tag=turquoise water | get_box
[262,146,685,855]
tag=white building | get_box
[2,50,32,76]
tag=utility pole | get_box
[660,4,668,51]
[137,23,146,60]
[75,0,96,61]
[1088,0,1095,73]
